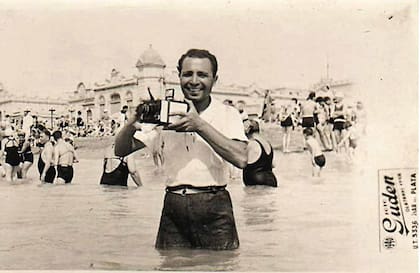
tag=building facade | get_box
[0,85,69,128]
[68,46,354,123]
[68,46,332,122]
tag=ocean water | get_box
[0,147,364,271]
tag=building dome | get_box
[136,45,166,68]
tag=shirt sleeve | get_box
[223,106,248,141]
[133,124,159,148]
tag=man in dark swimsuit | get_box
[53,131,76,184]
[37,128,56,183]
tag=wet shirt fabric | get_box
[134,98,247,187]
[243,139,277,187]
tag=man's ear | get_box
[214,75,218,83]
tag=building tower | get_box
[136,45,166,100]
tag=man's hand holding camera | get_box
[167,99,204,132]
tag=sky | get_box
[0,0,416,101]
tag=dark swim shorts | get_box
[155,187,239,250]
[314,154,326,168]
[302,117,315,128]
[333,121,346,131]
[57,165,74,183]
[280,116,293,127]
[38,157,56,183]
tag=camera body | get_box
[135,88,189,125]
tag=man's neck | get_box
[194,96,211,113]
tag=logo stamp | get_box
[378,169,417,252]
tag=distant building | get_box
[63,46,355,123]
[68,45,166,123]
[0,85,68,128]
[311,77,353,99]
[68,45,276,120]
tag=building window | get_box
[126,91,133,114]
[99,95,106,116]
[110,93,121,114]
[86,109,92,122]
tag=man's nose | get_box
[191,74,199,84]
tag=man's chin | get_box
[184,94,201,101]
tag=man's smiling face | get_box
[179,57,218,104]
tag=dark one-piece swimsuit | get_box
[243,139,278,187]
[100,157,129,187]
[5,140,21,167]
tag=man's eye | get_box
[181,72,192,77]
[197,72,208,78]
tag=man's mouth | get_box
[187,88,202,92]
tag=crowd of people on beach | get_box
[0,48,366,252]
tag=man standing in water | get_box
[115,49,248,250]
[300,91,318,129]
[53,130,77,184]
[37,127,56,183]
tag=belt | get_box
[166,184,226,195]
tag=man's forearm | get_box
[197,121,248,169]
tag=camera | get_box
[135,88,189,125]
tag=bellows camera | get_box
[135,88,189,125]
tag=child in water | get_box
[303,128,326,177]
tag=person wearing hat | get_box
[242,119,277,187]
[1,127,21,181]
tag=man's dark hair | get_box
[52,130,62,141]
[177,49,218,77]
[40,127,51,137]
[303,127,313,136]
[307,92,316,100]
[77,111,82,115]
[248,119,260,134]
[292,98,298,103]
[223,99,233,106]
[122,105,128,110]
